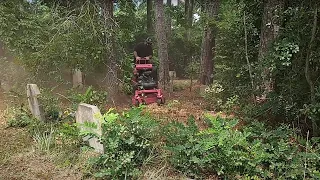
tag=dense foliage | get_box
[164,114,320,179]
[82,107,159,179]
[1,0,320,178]
[2,0,319,135]
[78,107,320,179]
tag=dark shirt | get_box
[133,42,153,63]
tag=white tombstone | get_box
[72,68,83,88]
[169,71,176,79]
[76,103,104,154]
[169,71,176,92]
[163,0,179,6]
[27,84,44,121]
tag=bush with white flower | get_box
[203,81,224,110]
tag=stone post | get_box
[27,84,44,121]
[72,68,83,88]
[76,103,104,154]
[169,71,176,93]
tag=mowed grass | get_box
[172,79,193,91]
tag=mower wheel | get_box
[157,98,165,106]
[157,99,161,106]
[134,100,140,107]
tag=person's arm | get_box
[133,44,141,60]
[134,51,139,58]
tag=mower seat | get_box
[140,81,157,89]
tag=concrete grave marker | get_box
[169,71,176,79]
[199,85,207,96]
[169,71,176,93]
[72,68,83,88]
[27,84,44,121]
[76,103,104,153]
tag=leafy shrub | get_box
[57,123,81,145]
[38,88,62,122]
[221,94,240,114]
[81,107,160,179]
[164,114,320,179]
[162,116,203,178]
[6,106,34,128]
[202,81,224,110]
[68,86,107,111]
[185,61,200,81]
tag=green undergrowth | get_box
[79,107,320,180]
[67,86,108,113]
[4,88,320,179]
[164,114,320,179]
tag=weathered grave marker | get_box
[169,71,176,93]
[27,84,44,121]
[199,85,207,96]
[76,103,104,153]
[72,68,83,88]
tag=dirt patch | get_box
[0,126,32,164]
[0,89,32,163]
[0,89,90,180]
[0,150,85,180]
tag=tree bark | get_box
[166,0,172,74]
[155,0,170,90]
[243,11,254,91]
[199,0,219,85]
[187,0,194,30]
[100,0,118,104]
[167,0,172,37]
[184,0,189,17]
[184,0,194,40]
[258,0,284,96]
[147,0,153,35]
[305,8,318,136]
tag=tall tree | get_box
[100,0,118,103]
[185,0,194,38]
[166,0,172,37]
[199,0,219,85]
[155,0,170,89]
[147,0,153,35]
[258,0,284,98]
[305,7,319,136]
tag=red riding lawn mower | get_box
[131,58,165,106]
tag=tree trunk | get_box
[184,0,194,38]
[100,0,118,104]
[187,0,194,30]
[305,8,318,136]
[258,0,284,97]
[199,0,219,85]
[184,0,189,17]
[167,0,172,37]
[155,0,170,90]
[147,0,153,35]
[166,0,172,73]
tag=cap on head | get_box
[145,37,152,45]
